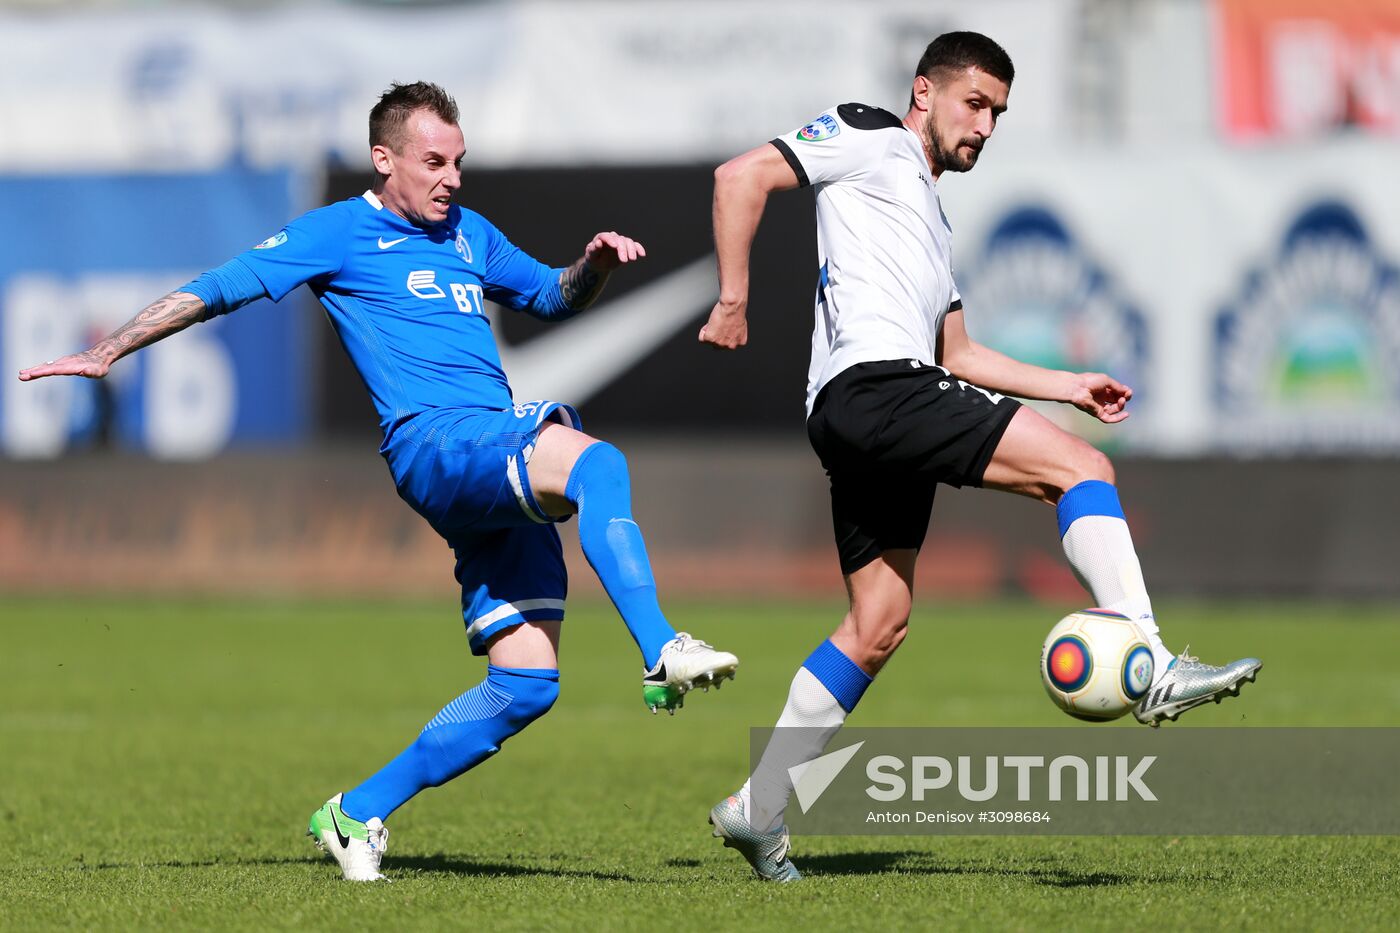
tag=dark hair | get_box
[909,32,1015,107]
[369,81,460,151]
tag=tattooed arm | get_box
[557,231,647,312]
[558,255,607,310]
[17,291,209,382]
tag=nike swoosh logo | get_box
[377,236,409,250]
[328,806,351,849]
[494,255,717,404]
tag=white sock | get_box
[1061,513,1175,675]
[739,667,849,832]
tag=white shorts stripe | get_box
[465,599,567,641]
[505,453,549,523]
[523,400,579,431]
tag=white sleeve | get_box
[770,105,889,188]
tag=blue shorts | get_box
[384,400,581,655]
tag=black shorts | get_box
[806,359,1021,575]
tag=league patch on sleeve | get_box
[254,231,288,250]
[797,114,840,142]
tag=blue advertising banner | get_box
[960,206,1151,452]
[1214,201,1400,453]
[0,170,309,458]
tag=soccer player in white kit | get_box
[699,32,1262,881]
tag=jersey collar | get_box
[361,189,459,236]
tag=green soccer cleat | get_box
[709,794,801,882]
[642,633,739,714]
[307,793,390,882]
[1134,649,1262,726]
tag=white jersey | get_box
[773,104,962,416]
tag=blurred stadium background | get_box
[2,0,1399,603]
[5,2,1400,927]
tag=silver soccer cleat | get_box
[1134,648,1261,726]
[709,794,801,882]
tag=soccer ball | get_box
[1040,609,1154,721]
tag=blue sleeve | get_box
[526,276,582,321]
[231,207,347,302]
[479,219,576,321]
[181,258,269,318]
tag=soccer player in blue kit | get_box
[18,82,738,882]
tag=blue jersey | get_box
[226,191,565,439]
[181,191,587,652]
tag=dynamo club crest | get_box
[1214,202,1400,452]
[960,207,1149,447]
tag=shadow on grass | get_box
[80,851,1132,887]
[798,850,1134,888]
[84,854,642,883]
[373,854,642,882]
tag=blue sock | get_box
[1055,479,1126,538]
[565,442,676,669]
[744,641,872,831]
[341,666,559,822]
[802,640,874,713]
[1055,479,1164,664]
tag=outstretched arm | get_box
[17,291,209,382]
[18,254,273,382]
[558,231,646,310]
[523,231,646,321]
[938,308,1132,423]
[699,143,801,349]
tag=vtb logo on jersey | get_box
[407,270,446,299]
[1214,201,1400,453]
[407,270,485,315]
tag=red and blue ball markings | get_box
[1047,635,1093,692]
[1122,644,1154,700]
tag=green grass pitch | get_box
[4,596,1398,930]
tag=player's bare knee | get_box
[856,620,907,670]
[1022,480,1062,507]
[1066,444,1114,489]
[852,585,911,626]
[872,618,909,660]
[849,601,910,664]
[1043,442,1115,503]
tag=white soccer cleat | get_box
[642,633,739,714]
[306,793,390,881]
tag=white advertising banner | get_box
[941,138,1400,455]
[0,0,1070,172]
[3,1,1397,456]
